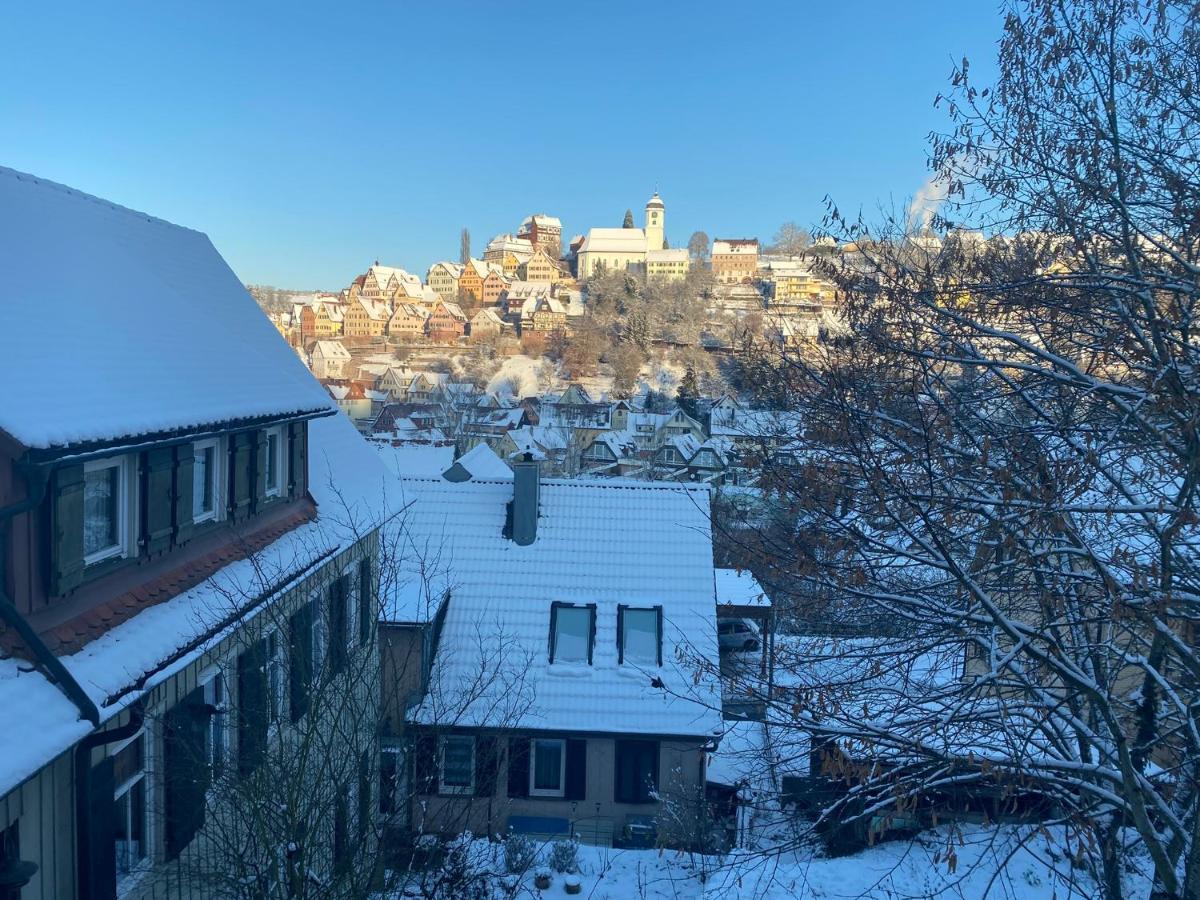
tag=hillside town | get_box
[3,2,1198,900]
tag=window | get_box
[529,738,566,797]
[113,733,147,879]
[204,671,229,777]
[328,576,349,675]
[614,740,659,804]
[192,438,221,523]
[358,557,374,646]
[549,603,594,664]
[264,426,284,497]
[439,736,475,794]
[83,457,129,565]
[620,606,662,665]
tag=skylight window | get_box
[619,606,662,665]
[549,603,595,664]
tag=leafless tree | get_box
[718,2,1200,898]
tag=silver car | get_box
[717,618,760,652]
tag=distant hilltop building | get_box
[577,192,670,280]
[483,233,535,277]
[517,213,563,258]
[711,238,760,284]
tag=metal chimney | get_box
[511,452,540,545]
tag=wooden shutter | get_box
[79,755,117,900]
[229,433,253,521]
[252,430,267,513]
[289,604,314,724]
[143,447,175,557]
[173,444,195,547]
[163,687,210,859]
[357,751,371,841]
[564,739,587,801]
[237,640,268,777]
[51,464,85,596]
[328,576,348,675]
[288,421,306,499]
[506,736,530,798]
[474,736,498,798]
[358,557,374,646]
[413,734,437,795]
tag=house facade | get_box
[426,302,467,343]
[517,214,563,259]
[711,239,760,284]
[386,466,722,848]
[344,296,391,337]
[425,262,463,303]
[0,166,391,900]
[310,339,352,379]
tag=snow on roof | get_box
[354,297,391,320]
[713,239,760,255]
[446,442,512,480]
[373,442,456,478]
[312,340,352,359]
[714,568,770,608]
[0,166,333,450]
[0,414,398,797]
[506,280,552,300]
[646,248,689,263]
[707,719,769,788]
[520,214,562,231]
[579,227,648,254]
[406,476,722,736]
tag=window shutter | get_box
[143,447,175,557]
[329,576,348,675]
[237,639,268,777]
[289,603,314,724]
[358,557,374,646]
[163,686,210,859]
[252,429,267,513]
[357,751,371,842]
[288,421,306,499]
[506,737,530,798]
[564,739,587,802]
[230,433,253,521]
[413,734,437,795]
[173,444,194,547]
[655,606,664,666]
[474,736,498,798]
[80,755,117,900]
[51,464,85,597]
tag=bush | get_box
[504,831,538,874]
[548,837,579,874]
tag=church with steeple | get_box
[576,191,680,280]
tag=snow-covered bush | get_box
[504,831,538,874]
[548,838,579,874]
[431,832,491,900]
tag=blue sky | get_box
[2,2,1003,288]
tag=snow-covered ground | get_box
[384,823,1150,898]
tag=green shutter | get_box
[144,447,174,557]
[288,421,305,499]
[174,445,195,546]
[289,601,314,724]
[237,639,268,777]
[51,464,85,596]
[252,430,267,512]
[230,433,253,521]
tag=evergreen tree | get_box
[676,366,700,419]
[459,228,471,265]
[622,209,635,228]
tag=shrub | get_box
[504,831,538,874]
[548,837,579,874]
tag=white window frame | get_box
[191,437,223,525]
[201,667,229,779]
[528,738,566,798]
[438,735,475,795]
[83,456,133,566]
[111,729,149,883]
[264,425,285,498]
[264,629,284,727]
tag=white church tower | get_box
[644,191,665,251]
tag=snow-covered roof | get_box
[646,248,689,263]
[713,239,760,255]
[470,308,504,325]
[445,442,512,480]
[407,476,722,736]
[312,340,352,360]
[714,568,769,608]
[579,227,648,254]
[0,166,332,450]
[354,297,391,320]
[519,214,562,231]
[506,280,553,300]
[0,414,399,797]
[373,441,456,478]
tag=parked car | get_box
[717,618,760,652]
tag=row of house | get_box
[0,167,747,898]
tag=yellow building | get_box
[646,248,690,282]
[426,261,464,301]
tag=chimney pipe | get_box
[511,452,540,545]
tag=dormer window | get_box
[83,457,131,565]
[618,606,663,666]
[549,602,595,664]
[264,426,284,497]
